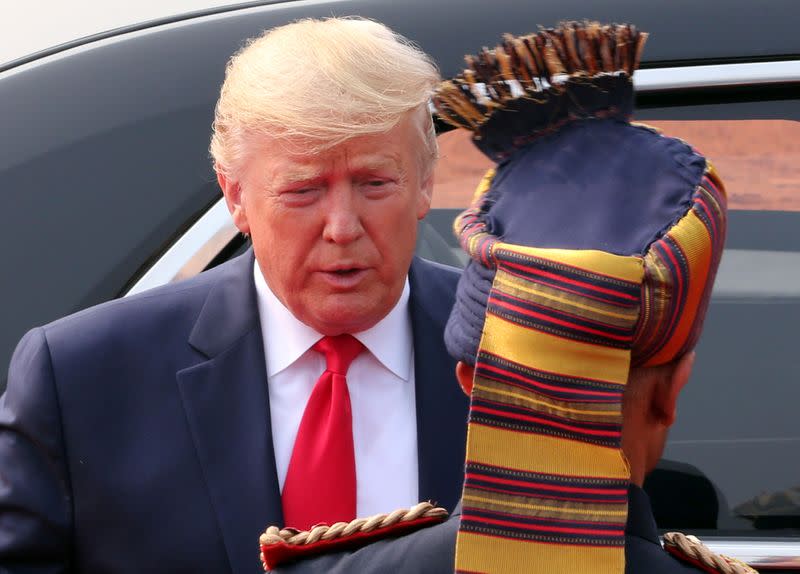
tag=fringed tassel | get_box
[434,22,648,131]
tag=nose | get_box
[322,183,365,244]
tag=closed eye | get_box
[279,186,321,206]
[359,177,397,197]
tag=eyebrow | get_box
[270,154,405,189]
[350,155,403,173]
[276,166,325,187]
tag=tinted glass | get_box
[429,101,800,536]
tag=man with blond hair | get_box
[0,18,468,573]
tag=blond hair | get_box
[210,17,440,179]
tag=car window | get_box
[428,103,800,537]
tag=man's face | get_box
[220,113,433,335]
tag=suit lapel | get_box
[409,257,469,513]
[176,250,283,574]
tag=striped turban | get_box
[433,22,727,574]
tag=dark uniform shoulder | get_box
[260,502,451,573]
[624,486,757,574]
[626,532,700,574]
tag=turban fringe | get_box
[433,23,647,162]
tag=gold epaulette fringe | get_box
[663,532,759,574]
[433,22,648,131]
[260,502,447,548]
[259,502,448,571]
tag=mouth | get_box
[321,263,367,274]
[318,266,369,289]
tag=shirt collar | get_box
[254,261,413,381]
[353,278,412,381]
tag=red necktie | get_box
[281,334,363,530]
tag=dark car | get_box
[1,0,798,569]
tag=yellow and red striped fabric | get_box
[634,164,728,366]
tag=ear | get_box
[217,169,250,235]
[655,351,696,427]
[455,361,475,396]
[416,172,433,220]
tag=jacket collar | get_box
[188,248,261,358]
[409,257,469,513]
[179,248,282,574]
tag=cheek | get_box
[370,201,419,271]
[248,197,317,248]
[254,238,313,307]
[249,207,315,290]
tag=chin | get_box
[312,304,385,335]
[298,284,396,333]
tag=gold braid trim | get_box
[433,21,648,132]
[663,532,759,574]
[260,502,448,547]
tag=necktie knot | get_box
[313,335,363,375]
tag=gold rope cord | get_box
[260,502,447,547]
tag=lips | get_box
[317,266,370,289]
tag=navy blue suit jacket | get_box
[0,251,468,574]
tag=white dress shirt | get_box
[253,262,419,517]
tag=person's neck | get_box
[622,418,665,488]
[621,439,649,487]
[627,458,646,487]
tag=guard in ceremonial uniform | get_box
[258,22,757,574]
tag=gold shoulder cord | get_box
[663,532,759,574]
[260,502,447,547]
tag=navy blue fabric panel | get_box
[444,261,495,366]
[485,119,706,256]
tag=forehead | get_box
[254,144,406,189]
[243,114,421,183]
